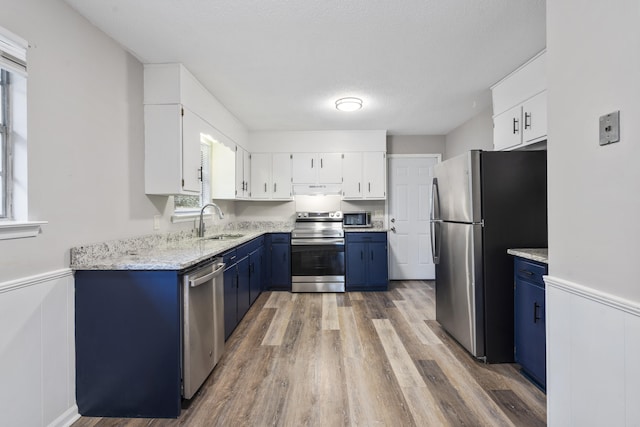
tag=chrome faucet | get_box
[198,203,224,237]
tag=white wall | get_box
[387,135,445,157]
[546,0,640,424]
[249,130,386,152]
[0,0,245,425]
[444,107,493,159]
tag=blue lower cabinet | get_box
[514,257,548,390]
[236,256,250,322]
[268,233,291,291]
[345,232,389,291]
[249,245,264,305]
[75,270,182,418]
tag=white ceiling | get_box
[62,0,546,135]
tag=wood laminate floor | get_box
[73,281,546,427]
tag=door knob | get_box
[391,226,396,232]
[390,218,395,223]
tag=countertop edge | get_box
[507,248,548,264]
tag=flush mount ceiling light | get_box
[335,97,363,112]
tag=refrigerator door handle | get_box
[430,178,441,221]
[430,177,442,264]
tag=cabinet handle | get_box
[368,182,371,193]
[519,269,534,276]
[198,167,203,182]
[321,158,323,168]
[524,112,531,129]
[513,117,520,134]
[264,183,267,193]
[533,302,541,323]
[274,183,277,193]
[361,250,363,260]
[358,182,361,193]
[311,158,314,168]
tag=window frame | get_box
[0,27,46,240]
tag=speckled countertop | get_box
[71,220,390,271]
[71,222,293,271]
[507,248,548,264]
[343,226,388,233]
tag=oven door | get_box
[291,238,345,292]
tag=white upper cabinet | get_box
[492,50,547,151]
[250,153,292,200]
[250,153,270,199]
[343,152,386,199]
[272,153,293,199]
[235,146,251,199]
[144,104,204,195]
[292,153,342,184]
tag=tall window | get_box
[174,140,212,212]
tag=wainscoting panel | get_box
[545,276,640,427]
[0,270,78,427]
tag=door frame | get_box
[385,154,442,279]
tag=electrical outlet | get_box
[153,215,161,230]
[599,110,620,146]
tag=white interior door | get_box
[388,155,439,280]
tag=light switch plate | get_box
[599,110,620,145]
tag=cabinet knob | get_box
[390,226,396,233]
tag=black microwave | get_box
[343,211,372,228]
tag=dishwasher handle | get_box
[189,262,225,288]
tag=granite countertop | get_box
[71,223,293,271]
[343,226,388,233]
[507,248,548,264]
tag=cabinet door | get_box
[363,152,386,199]
[250,153,271,199]
[493,105,522,151]
[317,153,343,184]
[272,153,292,199]
[243,150,251,197]
[522,91,547,144]
[180,108,204,193]
[291,153,316,183]
[144,104,200,196]
[345,241,367,287]
[515,279,546,388]
[223,266,237,340]
[249,247,263,305]
[270,243,291,290]
[342,153,363,198]
[237,257,250,322]
[367,241,389,288]
[235,147,245,197]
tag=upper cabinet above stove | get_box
[291,153,343,185]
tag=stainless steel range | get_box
[291,211,345,292]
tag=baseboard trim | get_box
[0,268,73,294]
[47,405,80,427]
[545,275,640,317]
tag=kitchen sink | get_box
[204,233,245,241]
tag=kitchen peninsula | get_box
[71,222,292,418]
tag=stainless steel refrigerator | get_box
[430,150,547,363]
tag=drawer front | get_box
[346,232,387,244]
[269,233,291,244]
[221,249,237,268]
[515,257,547,286]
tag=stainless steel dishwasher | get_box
[182,257,225,399]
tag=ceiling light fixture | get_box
[335,97,363,112]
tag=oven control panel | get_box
[296,211,343,220]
